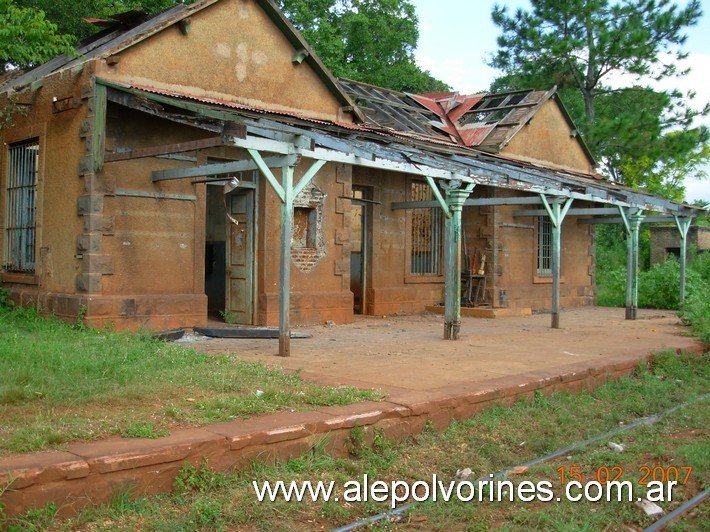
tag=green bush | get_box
[0,283,14,313]
[596,267,626,307]
[679,289,710,345]
[598,255,708,311]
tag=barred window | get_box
[537,216,552,277]
[409,181,444,275]
[4,140,38,273]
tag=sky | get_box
[410,0,710,204]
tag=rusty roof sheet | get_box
[339,80,596,164]
[339,78,453,140]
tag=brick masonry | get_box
[0,344,703,519]
[650,226,710,265]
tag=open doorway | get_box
[350,186,372,314]
[204,177,256,324]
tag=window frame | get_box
[4,139,39,276]
[533,215,565,284]
[405,178,445,283]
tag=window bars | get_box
[410,181,444,275]
[5,140,38,273]
[537,215,552,277]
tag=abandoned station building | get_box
[0,0,702,341]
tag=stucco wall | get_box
[95,0,348,123]
[490,190,595,311]
[258,162,353,326]
[0,67,91,316]
[502,100,594,174]
[352,168,445,316]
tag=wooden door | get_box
[226,191,254,324]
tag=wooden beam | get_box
[115,189,197,201]
[152,154,297,182]
[577,215,686,225]
[514,207,619,217]
[674,215,693,303]
[106,137,229,163]
[93,83,107,172]
[393,196,545,210]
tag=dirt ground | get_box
[188,307,702,395]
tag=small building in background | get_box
[650,226,710,264]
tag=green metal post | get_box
[279,164,294,357]
[624,210,644,320]
[674,216,693,304]
[551,202,562,329]
[540,196,573,329]
[443,188,473,340]
[248,151,324,357]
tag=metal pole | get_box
[674,216,692,304]
[444,208,455,339]
[278,165,294,356]
[551,201,561,329]
[625,225,634,320]
[443,189,472,340]
[626,211,644,320]
[540,196,572,329]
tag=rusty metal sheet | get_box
[459,124,496,147]
[448,95,484,123]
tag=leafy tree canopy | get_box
[488,0,709,201]
[14,0,178,42]
[0,0,75,72]
[276,0,449,92]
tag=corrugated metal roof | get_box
[101,80,700,215]
[339,78,450,139]
[340,80,597,165]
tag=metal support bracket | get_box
[540,195,573,329]
[673,215,694,303]
[249,147,326,356]
[425,175,452,218]
[618,207,644,320]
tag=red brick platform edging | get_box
[0,347,703,518]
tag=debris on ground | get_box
[635,499,664,517]
[607,442,626,453]
[454,468,473,481]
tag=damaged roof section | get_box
[339,78,452,140]
[102,80,699,217]
[340,80,595,164]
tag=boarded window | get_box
[537,216,552,277]
[293,207,317,248]
[409,181,444,275]
[4,140,38,273]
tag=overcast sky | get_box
[409,0,710,203]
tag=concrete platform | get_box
[425,304,532,318]
[0,307,704,518]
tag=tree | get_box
[0,0,75,72]
[14,0,180,43]
[488,0,709,199]
[276,0,448,93]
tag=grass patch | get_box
[0,308,384,455]
[14,350,707,530]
